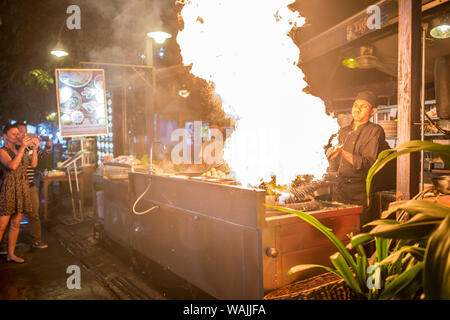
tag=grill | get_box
[286,180,329,203]
[103,172,362,299]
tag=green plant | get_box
[350,199,450,299]
[423,216,450,299]
[26,69,54,90]
[267,140,450,299]
[361,140,450,299]
[366,140,450,205]
[266,203,436,299]
[265,204,370,298]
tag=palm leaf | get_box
[393,277,423,300]
[330,252,363,295]
[287,264,341,278]
[379,246,425,266]
[366,141,450,205]
[351,214,440,246]
[349,233,373,249]
[355,254,368,288]
[380,200,450,219]
[364,219,401,227]
[379,262,424,300]
[423,216,450,299]
[27,69,54,90]
[355,243,367,260]
[368,217,440,240]
[375,237,390,262]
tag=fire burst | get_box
[177,0,339,186]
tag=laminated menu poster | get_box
[55,69,109,137]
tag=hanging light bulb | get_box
[50,41,69,57]
[178,89,191,98]
[147,31,172,44]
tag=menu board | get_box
[55,69,108,137]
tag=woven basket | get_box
[264,272,361,300]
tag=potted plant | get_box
[266,140,450,300]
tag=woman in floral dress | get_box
[0,124,38,263]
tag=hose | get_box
[132,175,160,215]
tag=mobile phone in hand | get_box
[24,133,37,147]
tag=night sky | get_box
[0,0,383,124]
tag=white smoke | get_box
[85,0,171,62]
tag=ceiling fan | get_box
[342,45,398,77]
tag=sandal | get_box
[7,255,25,264]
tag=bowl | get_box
[71,111,84,124]
[432,175,450,195]
[59,71,92,88]
[94,74,104,90]
[60,89,82,113]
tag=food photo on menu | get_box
[56,69,108,137]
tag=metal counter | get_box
[102,172,362,299]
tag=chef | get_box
[327,91,388,228]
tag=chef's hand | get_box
[326,144,343,161]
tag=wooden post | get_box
[397,0,422,200]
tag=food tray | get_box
[191,176,237,184]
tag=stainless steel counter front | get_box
[129,173,265,300]
[102,172,362,299]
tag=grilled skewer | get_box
[286,180,328,203]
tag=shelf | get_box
[424,133,450,138]
[431,169,450,174]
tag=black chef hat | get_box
[355,91,378,109]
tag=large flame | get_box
[177,0,339,186]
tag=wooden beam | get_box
[299,0,450,64]
[300,0,395,63]
[79,61,155,70]
[396,0,421,200]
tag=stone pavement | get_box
[0,216,115,299]
[0,202,213,300]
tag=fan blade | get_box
[375,61,398,77]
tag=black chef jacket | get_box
[330,121,387,209]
